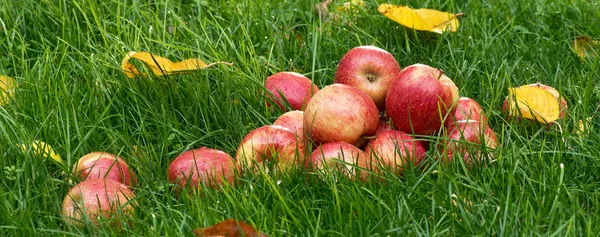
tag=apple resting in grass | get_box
[273,110,305,141]
[167,147,235,191]
[334,45,402,110]
[265,72,319,111]
[364,130,427,174]
[193,219,268,237]
[73,152,137,187]
[446,97,488,127]
[441,120,498,165]
[307,141,371,180]
[236,125,304,171]
[386,64,460,135]
[502,83,568,119]
[304,84,379,145]
[61,179,136,228]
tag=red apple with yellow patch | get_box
[307,141,371,180]
[273,110,305,141]
[265,72,319,111]
[364,130,426,174]
[446,97,488,127]
[236,125,304,171]
[441,120,498,164]
[167,147,235,191]
[73,152,137,187]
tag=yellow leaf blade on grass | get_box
[572,36,599,59]
[378,4,460,34]
[507,86,560,124]
[121,51,232,78]
[0,75,17,106]
[20,140,64,165]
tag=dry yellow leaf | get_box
[378,4,461,34]
[576,117,592,136]
[121,51,232,78]
[0,75,17,106]
[20,140,63,165]
[507,86,560,124]
[336,0,365,13]
[572,36,599,59]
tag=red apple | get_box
[386,64,460,135]
[167,147,235,191]
[441,120,498,164]
[73,152,137,187]
[446,97,488,127]
[308,141,371,180]
[61,179,136,228]
[193,219,268,237]
[273,110,305,141]
[502,83,568,119]
[334,45,402,110]
[304,84,379,145]
[375,118,394,135]
[265,72,319,111]
[364,130,426,174]
[235,125,304,171]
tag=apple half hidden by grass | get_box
[235,125,304,172]
[73,152,137,187]
[440,119,498,165]
[364,130,427,174]
[168,147,236,192]
[307,141,372,180]
[265,72,319,111]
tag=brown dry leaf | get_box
[193,219,268,237]
[572,36,599,59]
[378,4,461,34]
[121,51,232,78]
[507,86,560,124]
[0,75,17,106]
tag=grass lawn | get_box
[1,0,600,236]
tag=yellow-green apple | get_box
[167,147,235,191]
[334,45,402,110]
[61,179,136,228]
[441,120,498,164]
[502,83,568,119]
[364,130,426,174]
[273,110,305,141]
[265,72,319,111]
[386,64,460,135]
[235,125,304,171]
[73,152,137,187]
[446,97,488,127]
[304,84,379,145]
[307,141,371,180]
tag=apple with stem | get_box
[73,152,137,187]
[235,125,304,172]
[265,72,319,111]
[386,64,459,135]
[364,130,427,174]
[61,179,136,228]
[167,147,235,191]
[334,45,402,110]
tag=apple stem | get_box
[455,13,465,18]
[437,69,445,81]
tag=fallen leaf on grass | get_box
[571,36,599,59]
[193,219,268,237]
[121,51,233,78]
[378,4,462,34]
[315,0,364,23]
[20,140,63,165]
[507,86,560,124]
[0,75,17,106]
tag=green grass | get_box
[1,0,600,236]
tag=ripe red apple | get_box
[61,179,136,228]
[502,83,568,119]
[304,84,379,145]
[167,147,235,191]
[364,130,426,174]
[193,219,268,237]
[273,110,305,141]
[73,152,137,187]
[446,97,488,127]
[235,125,304,171]
[307,141,371,180]
[334,45,402,110]
[441,120,498,164]
[386,64,460,135]
[265,72,319,111]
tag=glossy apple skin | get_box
[235,125,304,171]
[73,152,137,187]
[386,64,460,135]
[446,97,488,127]
[168,147,235,191]
[364,130,427,173]
[307,141,371,180]
[502,83,568,119]
[61,179,136,228]
[441,120,498,164]
[273,110,305,141]
[334,45,402,110]
[193,219,268,237]
[304,84,379,145]
[265,72,319,111]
